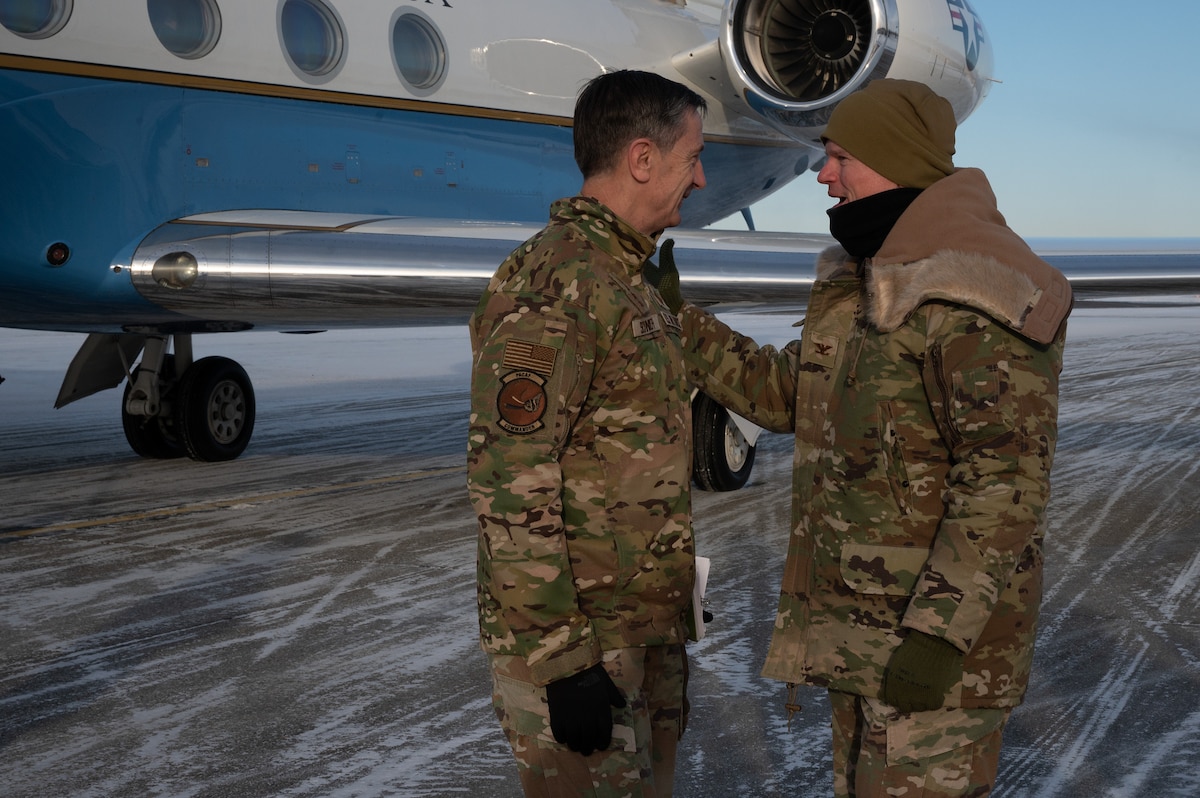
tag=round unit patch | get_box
[496,370,548,434]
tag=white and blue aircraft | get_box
[4,0,1192,484]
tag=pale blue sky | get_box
[714,0,1200,239]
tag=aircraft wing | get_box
[1033,240,1200,305]
[123,211,830,334]
[128,213,1200,335]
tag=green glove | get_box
[641,238,684,313]
[881,630,965,714]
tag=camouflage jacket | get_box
[680,169,1072,707]
[468,196,694,686]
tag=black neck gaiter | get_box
[826,187,923,258]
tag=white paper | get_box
[691,556,711,641]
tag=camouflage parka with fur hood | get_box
[468,196,694,687]
[680,169,1072,708]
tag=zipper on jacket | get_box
[880,401,914,516]
[844,294,871,388]
[928,342,965,450]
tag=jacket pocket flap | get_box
[840,543,929,596]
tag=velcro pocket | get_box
[492,671,556,745]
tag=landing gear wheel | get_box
[692,392,756,492]
[121,355,185,459]
[175,356,256,462]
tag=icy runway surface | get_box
[2,307,1199,797]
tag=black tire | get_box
[175,356,256,462]
[121,355,185,459]
[692,392,756,491]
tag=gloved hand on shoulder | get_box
[545,663,626,756]
[641,238,684,314]
[881,630,965,714]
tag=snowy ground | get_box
[1,305,1198,797]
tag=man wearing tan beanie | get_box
[646,79,1073,796]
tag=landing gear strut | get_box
[122,353,184,459]
[121,334,256,461]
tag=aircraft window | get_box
[0,0,72,39]
[391,11,446,95]
[279,0,345,79]
[148,0,221,60]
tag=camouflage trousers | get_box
[828,691,1010,798]
[489,644,688,798]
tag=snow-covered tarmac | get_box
[2,305,1198,797]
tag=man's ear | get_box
[627,138,655,185]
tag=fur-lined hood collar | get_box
[815,169,1072,344]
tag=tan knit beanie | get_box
[822,79,956,189]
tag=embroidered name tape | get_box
[634,314,663,338]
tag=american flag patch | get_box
[502,339,558,376]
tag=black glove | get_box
[881,630,965,714]
[641,238,684,314]
[545,664,626,755]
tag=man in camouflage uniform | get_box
[467,70,707,798]
[647,79,1072,796]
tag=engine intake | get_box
[721,0,896,137]
[750,0,875,101]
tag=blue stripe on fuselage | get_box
[0,67,807,331]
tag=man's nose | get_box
[816,160,836,184]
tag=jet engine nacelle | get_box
[716,0,994,141]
